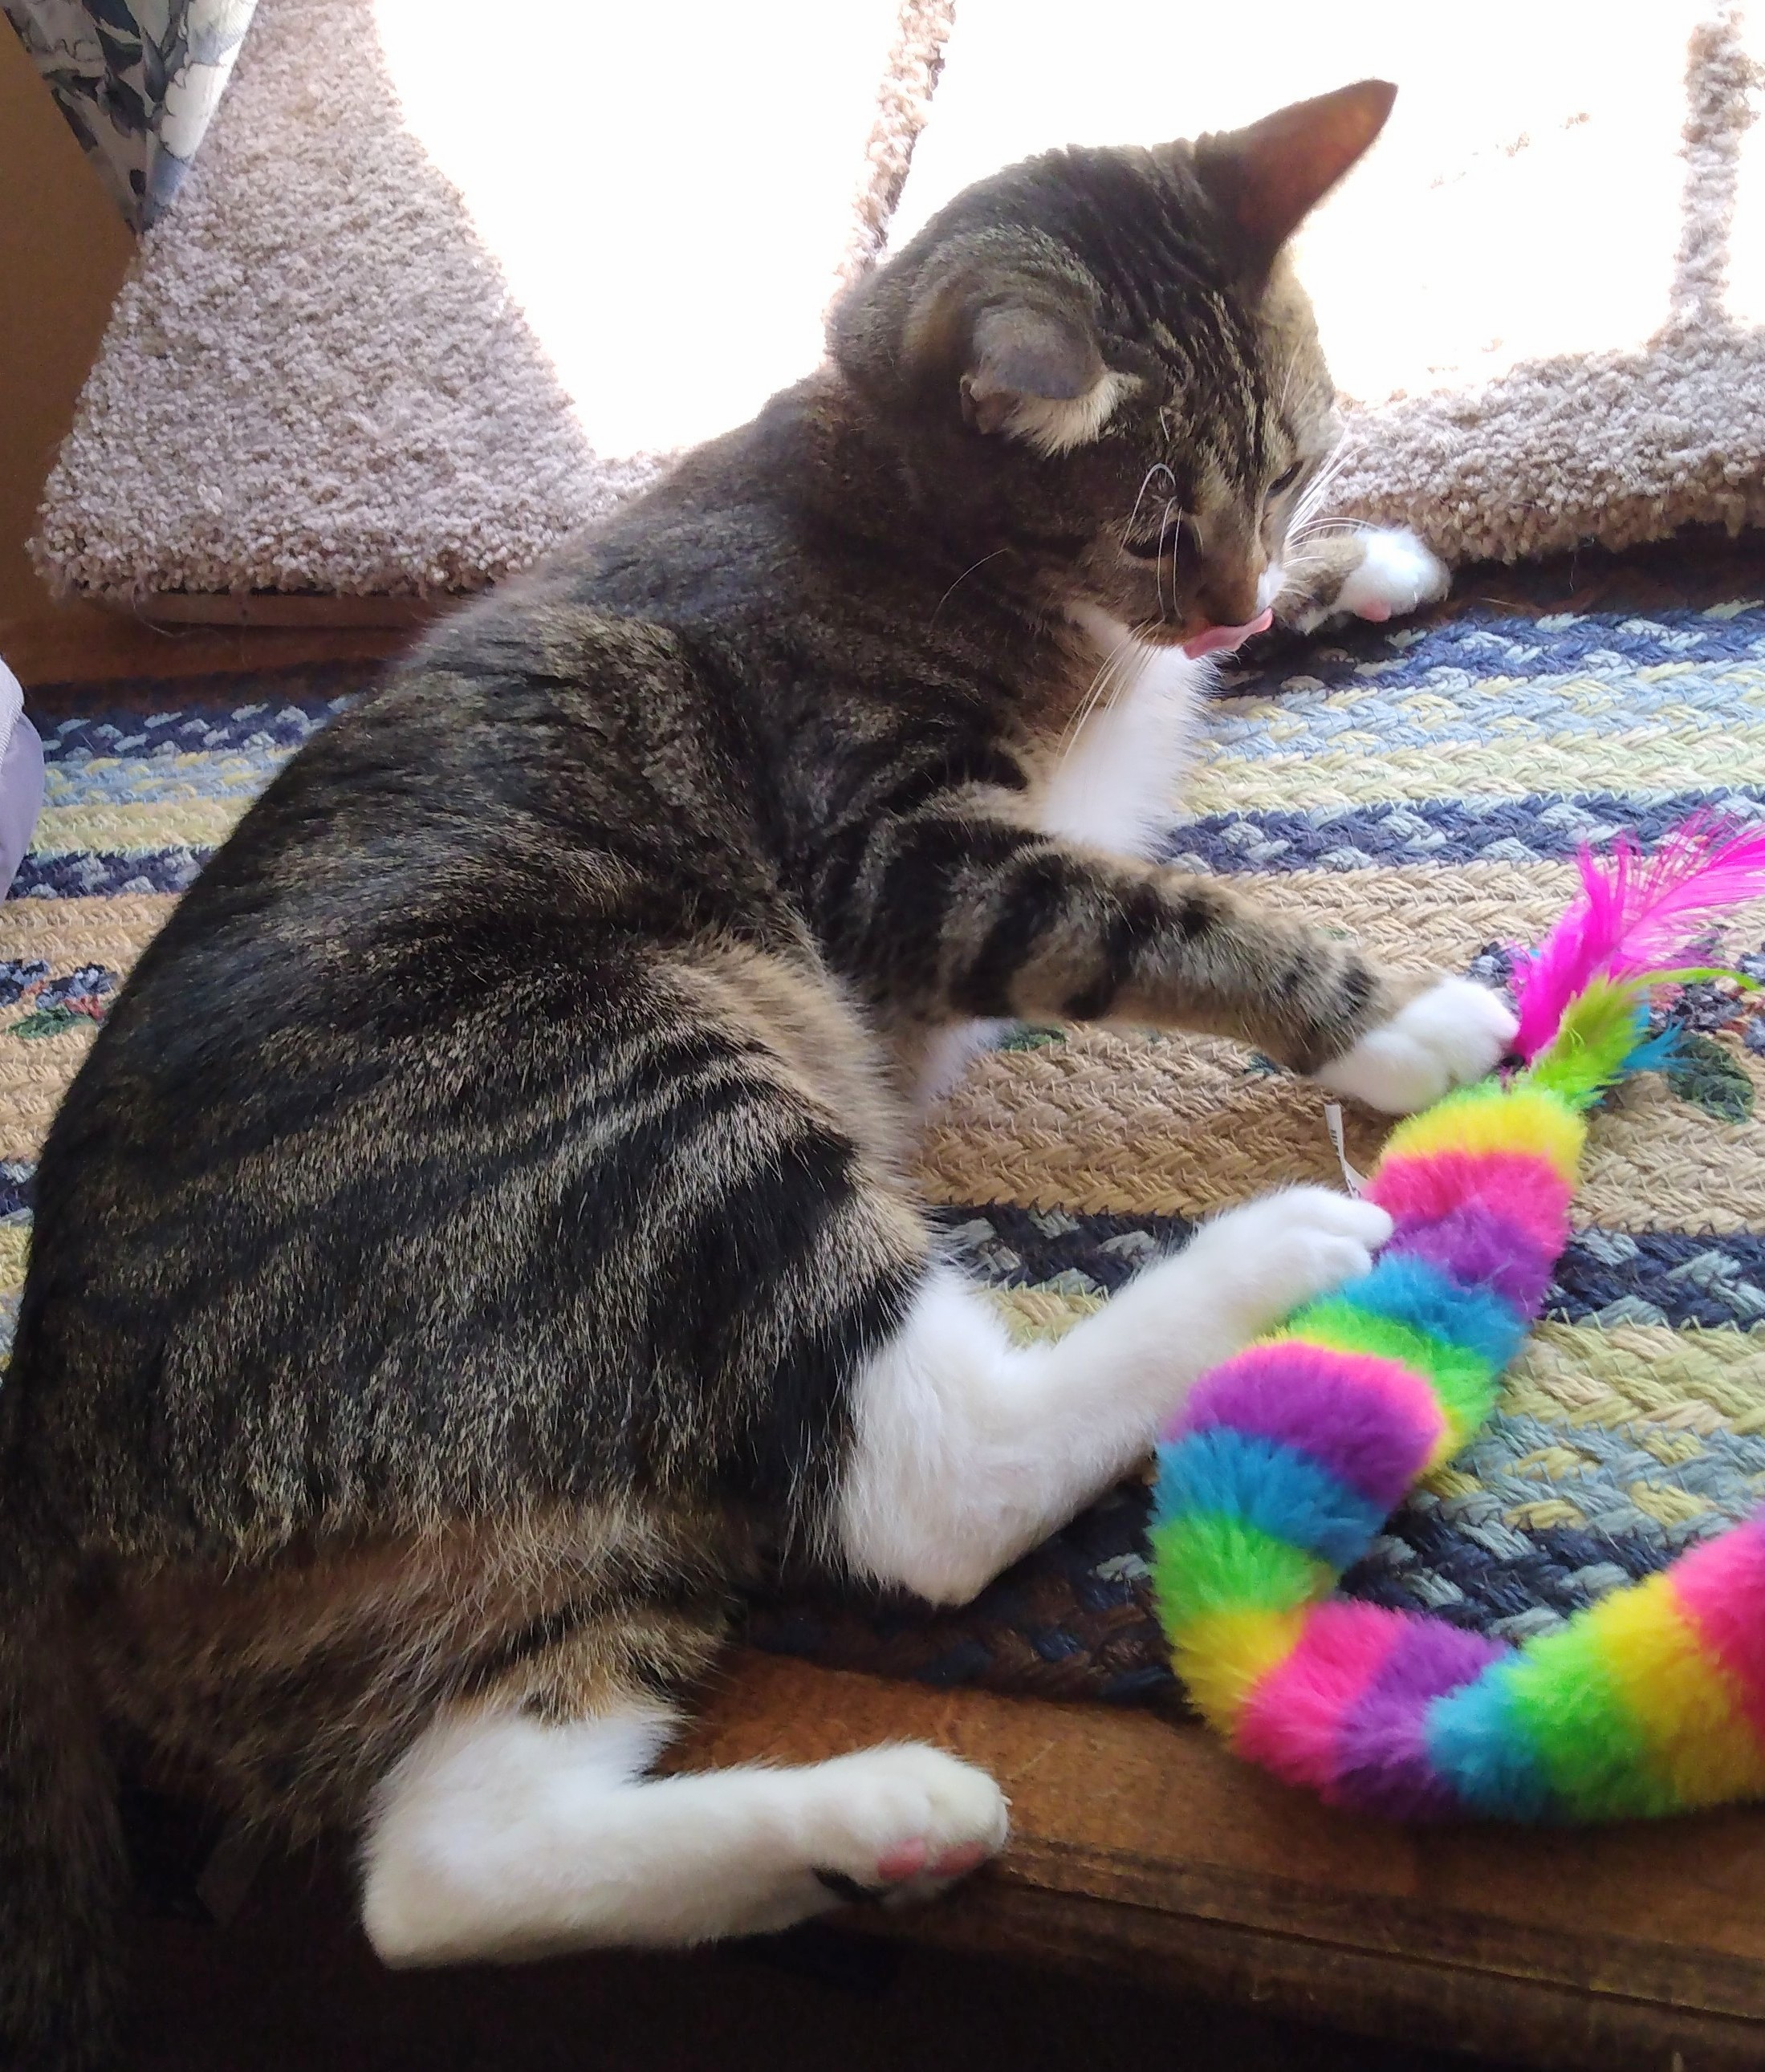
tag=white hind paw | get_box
[1337,527,1450,623]
[802,1744,1008,1911]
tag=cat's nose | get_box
[1194,561,1267,632]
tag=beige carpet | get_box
[32,0,952,599]
[31,0,1765,597]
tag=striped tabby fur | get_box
[0,81,1507,2066]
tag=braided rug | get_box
[6,589,1764,1710]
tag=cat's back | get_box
[10,583,891,1560]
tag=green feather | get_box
[1522,979,1652,1109]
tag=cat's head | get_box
[830,81,1394,652]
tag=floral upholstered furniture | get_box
[5,0,256,227]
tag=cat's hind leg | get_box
[836,1186,1391,1605]
[360,1696,1007,1964]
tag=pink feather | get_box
[1511,815,1765,1060]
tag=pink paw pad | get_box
[1356,600,1393,622]
[875,1838,929,1882]
[875,1835,992,1883]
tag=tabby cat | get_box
[0,79,1515,2067]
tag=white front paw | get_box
[1182,1184,1393,1335]
[1336,527,1450,624]
[1316,976,1517,1115]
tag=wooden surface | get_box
[126,1832,1486,2072]
[0,599,427,688]
[0,30,134,624]
[679,1652,1765,2069]
[120,1645,1764,2070]
[136,591,446,630]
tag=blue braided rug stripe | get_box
[3,601,1763,1708]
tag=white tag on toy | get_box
[1324,1103,1368,1197]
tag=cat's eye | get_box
[1268,462,1303,498]
[1124,511,1183,559]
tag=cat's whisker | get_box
[1074,648,1137,754]
[1083,630,1139,728]
[1291,474,1333,531]
[1290,518,1371,547]
[1292,444,1349,530]
[1067,636,1126,739]
[1291,456,1339,524]
[1059,624,1139,755]
[1058,668,1111,761]
[1154,498,1182,621]
[1122,462,1177,548]
[930,547,1015,628]
[1280,555,1326,581]
[1283,530,1364,567]
[1311,436,1349,483]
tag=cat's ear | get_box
[1192,79,1396,268]
[958,300,1137,454]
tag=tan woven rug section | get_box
[918,865,1765,1232]
[6,579,1765,1702]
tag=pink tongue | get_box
[1182,607,1273,660]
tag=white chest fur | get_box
[1031,607,1210,861]
[914,610,1210,1107]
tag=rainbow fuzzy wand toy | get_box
[1151,818,1765,1821]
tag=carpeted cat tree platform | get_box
[28,0,1765,608]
